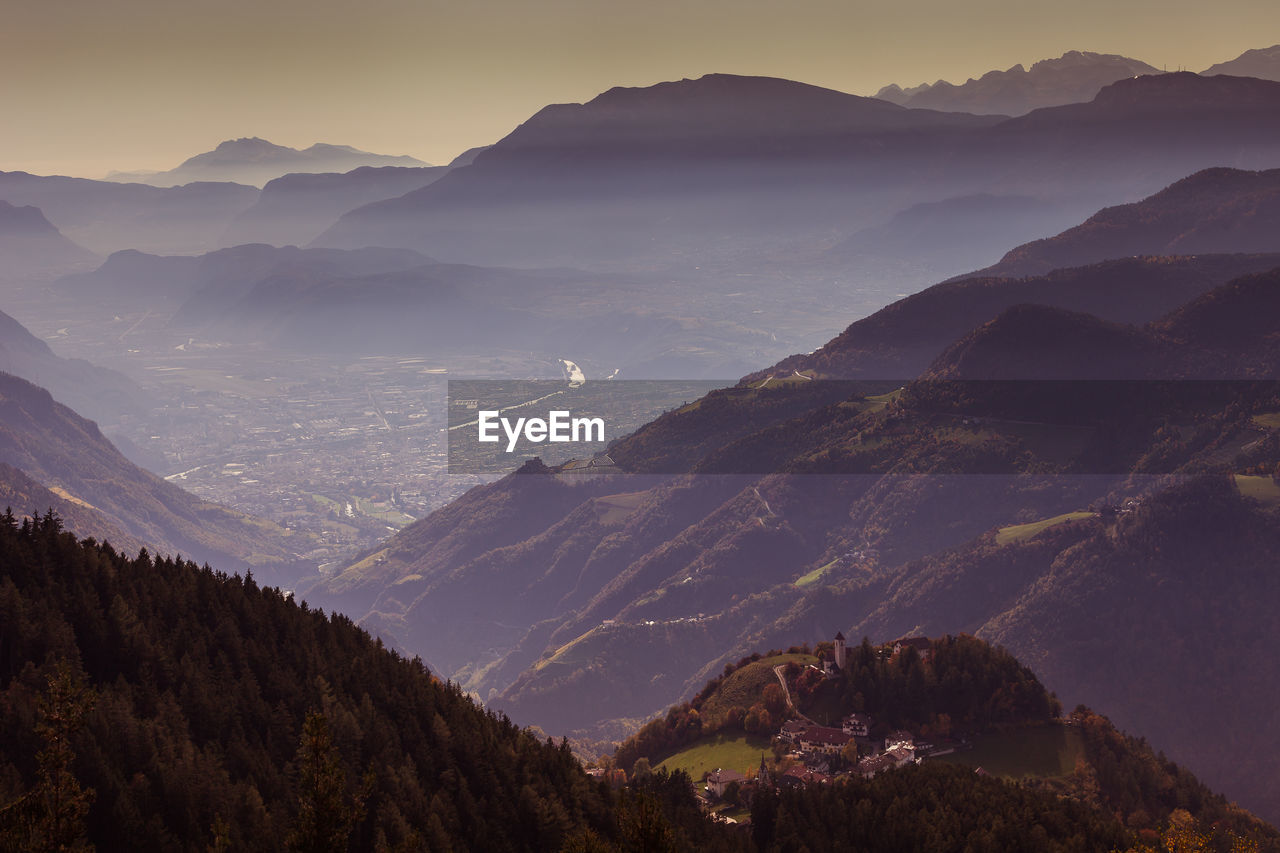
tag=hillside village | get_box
[696,634,973,814]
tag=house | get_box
[706,768,746,799]
[780,719,810,742]
[892,636,932,661]
[856,753,896,779]
[557,455,619,478]
[778,765,832,789]
[802,756,831,773]
[841,712,871,738]
[885,730,915,751]
[798,726,852,755]
[885,746,915,768]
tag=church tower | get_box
[834,631,847,670]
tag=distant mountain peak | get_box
[0,200,61,237]
[875,50,1160,115]
[0,200,98,273]
[1031,49,1141,71]
[112,139,430,188]
[1202,43,1280,80]
[585,72,897,111]
[485,71,997,156]
[181,137,303,167]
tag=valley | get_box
[4,31,1280,847]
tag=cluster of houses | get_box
[776,712,947,780]
[700,633,963,809]
[702,715,951,810]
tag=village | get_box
[698,634,970,816]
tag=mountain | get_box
[968,167,1280,279]
[924,266,1280,380]
[924,303,1168,380]
[824,193,1105,281]
[9,516,1265,851]
[1203,44,1280,80]
[874,50,1161,115]
[220,165,449,247]
[0,305,152,428]
[59,244,774,377]
[57,243,432,314]
[0,517,703,852]
[108,137,429,187]
[448,145,492,167]
[0,171,258,255]
[303,255,1280,822]
[314,73,1008,265]
[317,72,1280,271]
[764,165,1280,381]
[827,475,1280,827]
[758,253,1280,382]
[0,370,309,578]
[0,201,97,277]
[0,461,146,554]
[615,635,1278,851]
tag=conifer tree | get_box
[0,660,97,853]
[286,711,367,853]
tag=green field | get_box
[700,653,818,721]
[1234,474,1280,504]
[934,724,1084,779]
[996,511,1096,545]
[863,389,903,412]
[657,732,773,781]
[795,559,837,587]
[1252,412,1280,430]
[354,497,416,526]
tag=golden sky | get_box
[3,0,1277,178]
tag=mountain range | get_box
[303,165,1280,822]
[0,170,258,256]
[8,52,1280,837]
[875,45,1280,116]
[964,166,1280,279]
[6,512,1273,850]
[0,158,445,258]
[317,72,1280,272]
[56,244,778,378]
[219,165,449,247]
[105,137,429,187]
[874,50,1161,115]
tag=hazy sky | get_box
[3,0,1277,178]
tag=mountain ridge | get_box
[107,137,429,188]
[317,72,1280,269]
[0,370,309,578]
[875,50,1161,115]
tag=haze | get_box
[3,0,1278,177]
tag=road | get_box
[772,664,817,725]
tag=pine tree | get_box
[285,711,367,853]
[0,660,97,853]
